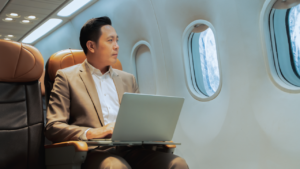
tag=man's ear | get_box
[86,41,96,54]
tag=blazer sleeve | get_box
[45,70,90,143]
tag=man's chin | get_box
[111,57,118,63]
[108,59,117,67]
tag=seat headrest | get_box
[48,49,122,81]
[0,40,44,82]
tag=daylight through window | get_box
[190,27,220,97]
[289,5,300,76]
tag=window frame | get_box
[182,20,222,101]
[260,0,300,93]
[270,7,300,86]
[189,32,209,96]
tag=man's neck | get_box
[86,58,109,74]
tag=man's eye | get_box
[108,39,113,42]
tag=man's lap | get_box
[82,148,130,169]
[82,146,188,169]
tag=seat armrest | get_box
[164,141,176,149]
[147,141,176,154]
[165,144,177,148]
[44,141,88,169]
[163,141,176,153]
[45,141,88,151]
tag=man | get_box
[45,16,189,169]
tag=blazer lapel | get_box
[112,71,124,104]
[79,62,104,126]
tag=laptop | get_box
[88,93,184,145]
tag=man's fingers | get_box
[105,134,112,138]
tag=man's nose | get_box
[114,42,119,50]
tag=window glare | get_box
[198,28,220,96]
[289,4,300,76]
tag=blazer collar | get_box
[81,60,124,103]
[85,59,117,77]
[79,62,104,126]
[112,72,124,103]
[78,62,125,125]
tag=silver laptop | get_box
[89,93,184,144]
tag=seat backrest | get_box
[44,49,122,106]
[0,40,44,169]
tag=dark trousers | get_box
[82,146,189,169]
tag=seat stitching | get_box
[13,43,23,78]
[69,49,76,64]
[60,54,73,69]
[0,122,43,131]
[15,46,37,78]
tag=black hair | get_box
[79,16,112,55]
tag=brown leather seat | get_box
[0,40,44,169]
[44,49,122,106]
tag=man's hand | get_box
[86,122,115,139]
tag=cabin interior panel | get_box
[32,0,300,168]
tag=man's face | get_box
[93,25,119,66]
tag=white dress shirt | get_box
[80,60,120,140]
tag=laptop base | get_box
[85,141,181,146]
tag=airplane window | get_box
[289,5,300,76]
[190,28,220,97]
[270,4,300,86]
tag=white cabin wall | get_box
[34,0,300,168]
[35,0,169,94]
[149,0,300,168]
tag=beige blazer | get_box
[45,62,139,143]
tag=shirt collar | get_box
[85,59,115,77]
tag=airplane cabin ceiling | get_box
[0,0,66,41]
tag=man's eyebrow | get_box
[107,35,119,39]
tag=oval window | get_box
[190,27,220,97]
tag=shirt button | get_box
[104,94,106,96]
